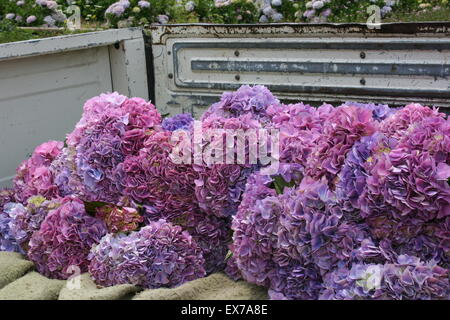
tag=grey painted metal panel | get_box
[149,23,450,117]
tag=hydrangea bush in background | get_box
[0,0,66,27]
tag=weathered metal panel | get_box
[0,29,148,187]
[148,23,450,117]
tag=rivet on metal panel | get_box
[235,74,241,81]
[360,78,366,85]
[360,52,366,59]
[168,73,174,79]
[168,51,171,55]
[234,50,240,57]
[114,41,120,49]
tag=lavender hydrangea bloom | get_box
[336,133,397,216]
[0,189,21,252]
[89,219,206,289]
[75,114,128,203]
[50,146,83,197]
[321,255,449,300]
[201,85,279,123]
[162,113,194,132]
[28,197,107,279]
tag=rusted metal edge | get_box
[147,22,450,45]
[0,27,144,62]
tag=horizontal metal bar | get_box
[174,41,450,53]
[173,80,450,99]
[148,22,450,45]
[191,60,450,77]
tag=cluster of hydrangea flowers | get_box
[88,219,206,289]
[265,102,330,165]
[305,105,377,185]
[0,189,21,252]
[359,113,450,264]
[1,0,66,27]
[379,103,445,139]
[119,130,198,216]
[162,113,195,132]
[142,205,231,274]
[5,196,61,252]
[194,113,263,218]
[229,94,449,300]
[28,197,107,279]
[201,85,279,124]
[321,255,449,300]
[14,140,63,203]
[63,93,161,203]
[335,132,397,217]
[301,0,332,22]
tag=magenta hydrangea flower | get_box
[380,103,445,140]
[266,102,328,165]
[194,113,263,218]
[27,197,107,279]
[305,105,377,184]
[89,219,206,289]
[344,101,395,122]
[201,85,279,123]
[65,93,161,203]
[119,130,198,216]
[14,140,64,203]
[359,116,450,263]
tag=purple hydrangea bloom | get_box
[201,85,279,123]
[380,103,445,140]
[89,219,206,289]
[359,115,450,263]
[119,130,199,216]
[66,94,161,203]
[14,141,64,203]
[321,255,449,300]
[162,113,194,132]
[305,105,377,185]
[7,196,61,251]
[194,114,263,218]
[336,132,397,216]
[27,197,107,279]
[0,189,21,252]
[266,102,328,165]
